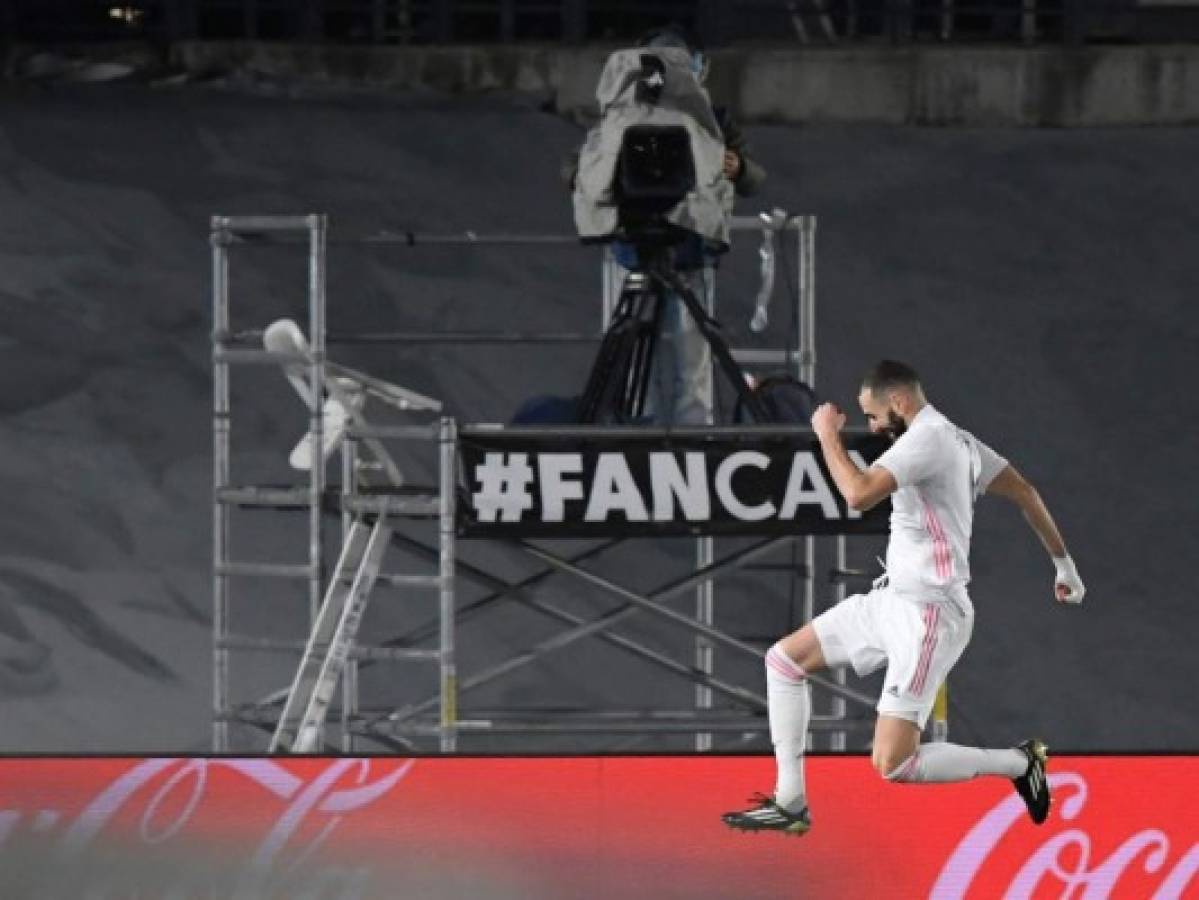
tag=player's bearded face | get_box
[884,408,907,441]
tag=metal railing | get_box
[3,0,1190,47]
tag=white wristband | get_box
[1053,555,1078,581]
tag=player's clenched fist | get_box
[811,403,846,439]
[1053,555,1085,605]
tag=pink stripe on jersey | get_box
[765,646,806,683]
[924,506,943,575]
[908,604,940,695]
[920,494,953,582]
[931,509,953,579]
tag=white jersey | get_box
[873,405,1007,603]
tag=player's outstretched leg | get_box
[881,735,1051,826]
[1012,739,1051,825]
[880,734,1054,824]
[722,794,811,836]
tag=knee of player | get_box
[764,642,807,684]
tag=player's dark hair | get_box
[862,359,922,397]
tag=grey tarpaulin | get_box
[572,46,734,247]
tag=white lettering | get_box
[649,452,710,522]
[779,452,840,520]
[931,774,1085,898]
[538,453,584,522]
[1084,830,1173,898]
[585,453,650,522]
[932,773,1199,899]
[714,451,775,522]
[5,759,415,898]
[1007,829,1171,898]
[1154,846,1199,899]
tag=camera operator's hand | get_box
[723,149,742,181]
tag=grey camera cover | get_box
[572,47,734,247]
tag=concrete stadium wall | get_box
[168,40,1199,126]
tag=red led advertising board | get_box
[0,756,1194,898]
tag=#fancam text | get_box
[472,449,868,525]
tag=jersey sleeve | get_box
[973,435,1009,494]
[873,428,939,489]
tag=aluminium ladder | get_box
[270,515,399,752]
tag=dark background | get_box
[5,0,1199,46]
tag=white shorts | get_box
[811,586,974,728]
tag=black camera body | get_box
[614,124,696,243]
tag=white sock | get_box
[765,643,810,812]
[890,742,1027,783]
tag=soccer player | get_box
[722,360,1085,836]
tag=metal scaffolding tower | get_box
[211,212,931,754]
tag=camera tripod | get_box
[578,245,768,424]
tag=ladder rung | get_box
[218,636,440,662]
[341,495,440,516]
[347,424,439,441]
[217,486,316,508]
[360,715,869,736]
[213,348,310,366]
[729,215,805,230]
[216,562,318,579]
[359,573,442,589]
[731,349,803,366]
[829,567,873,582]
[212,214,319,233]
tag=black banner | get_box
[457,426,891,538]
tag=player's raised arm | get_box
[811,403,897,512]
[985,464,1086,604]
